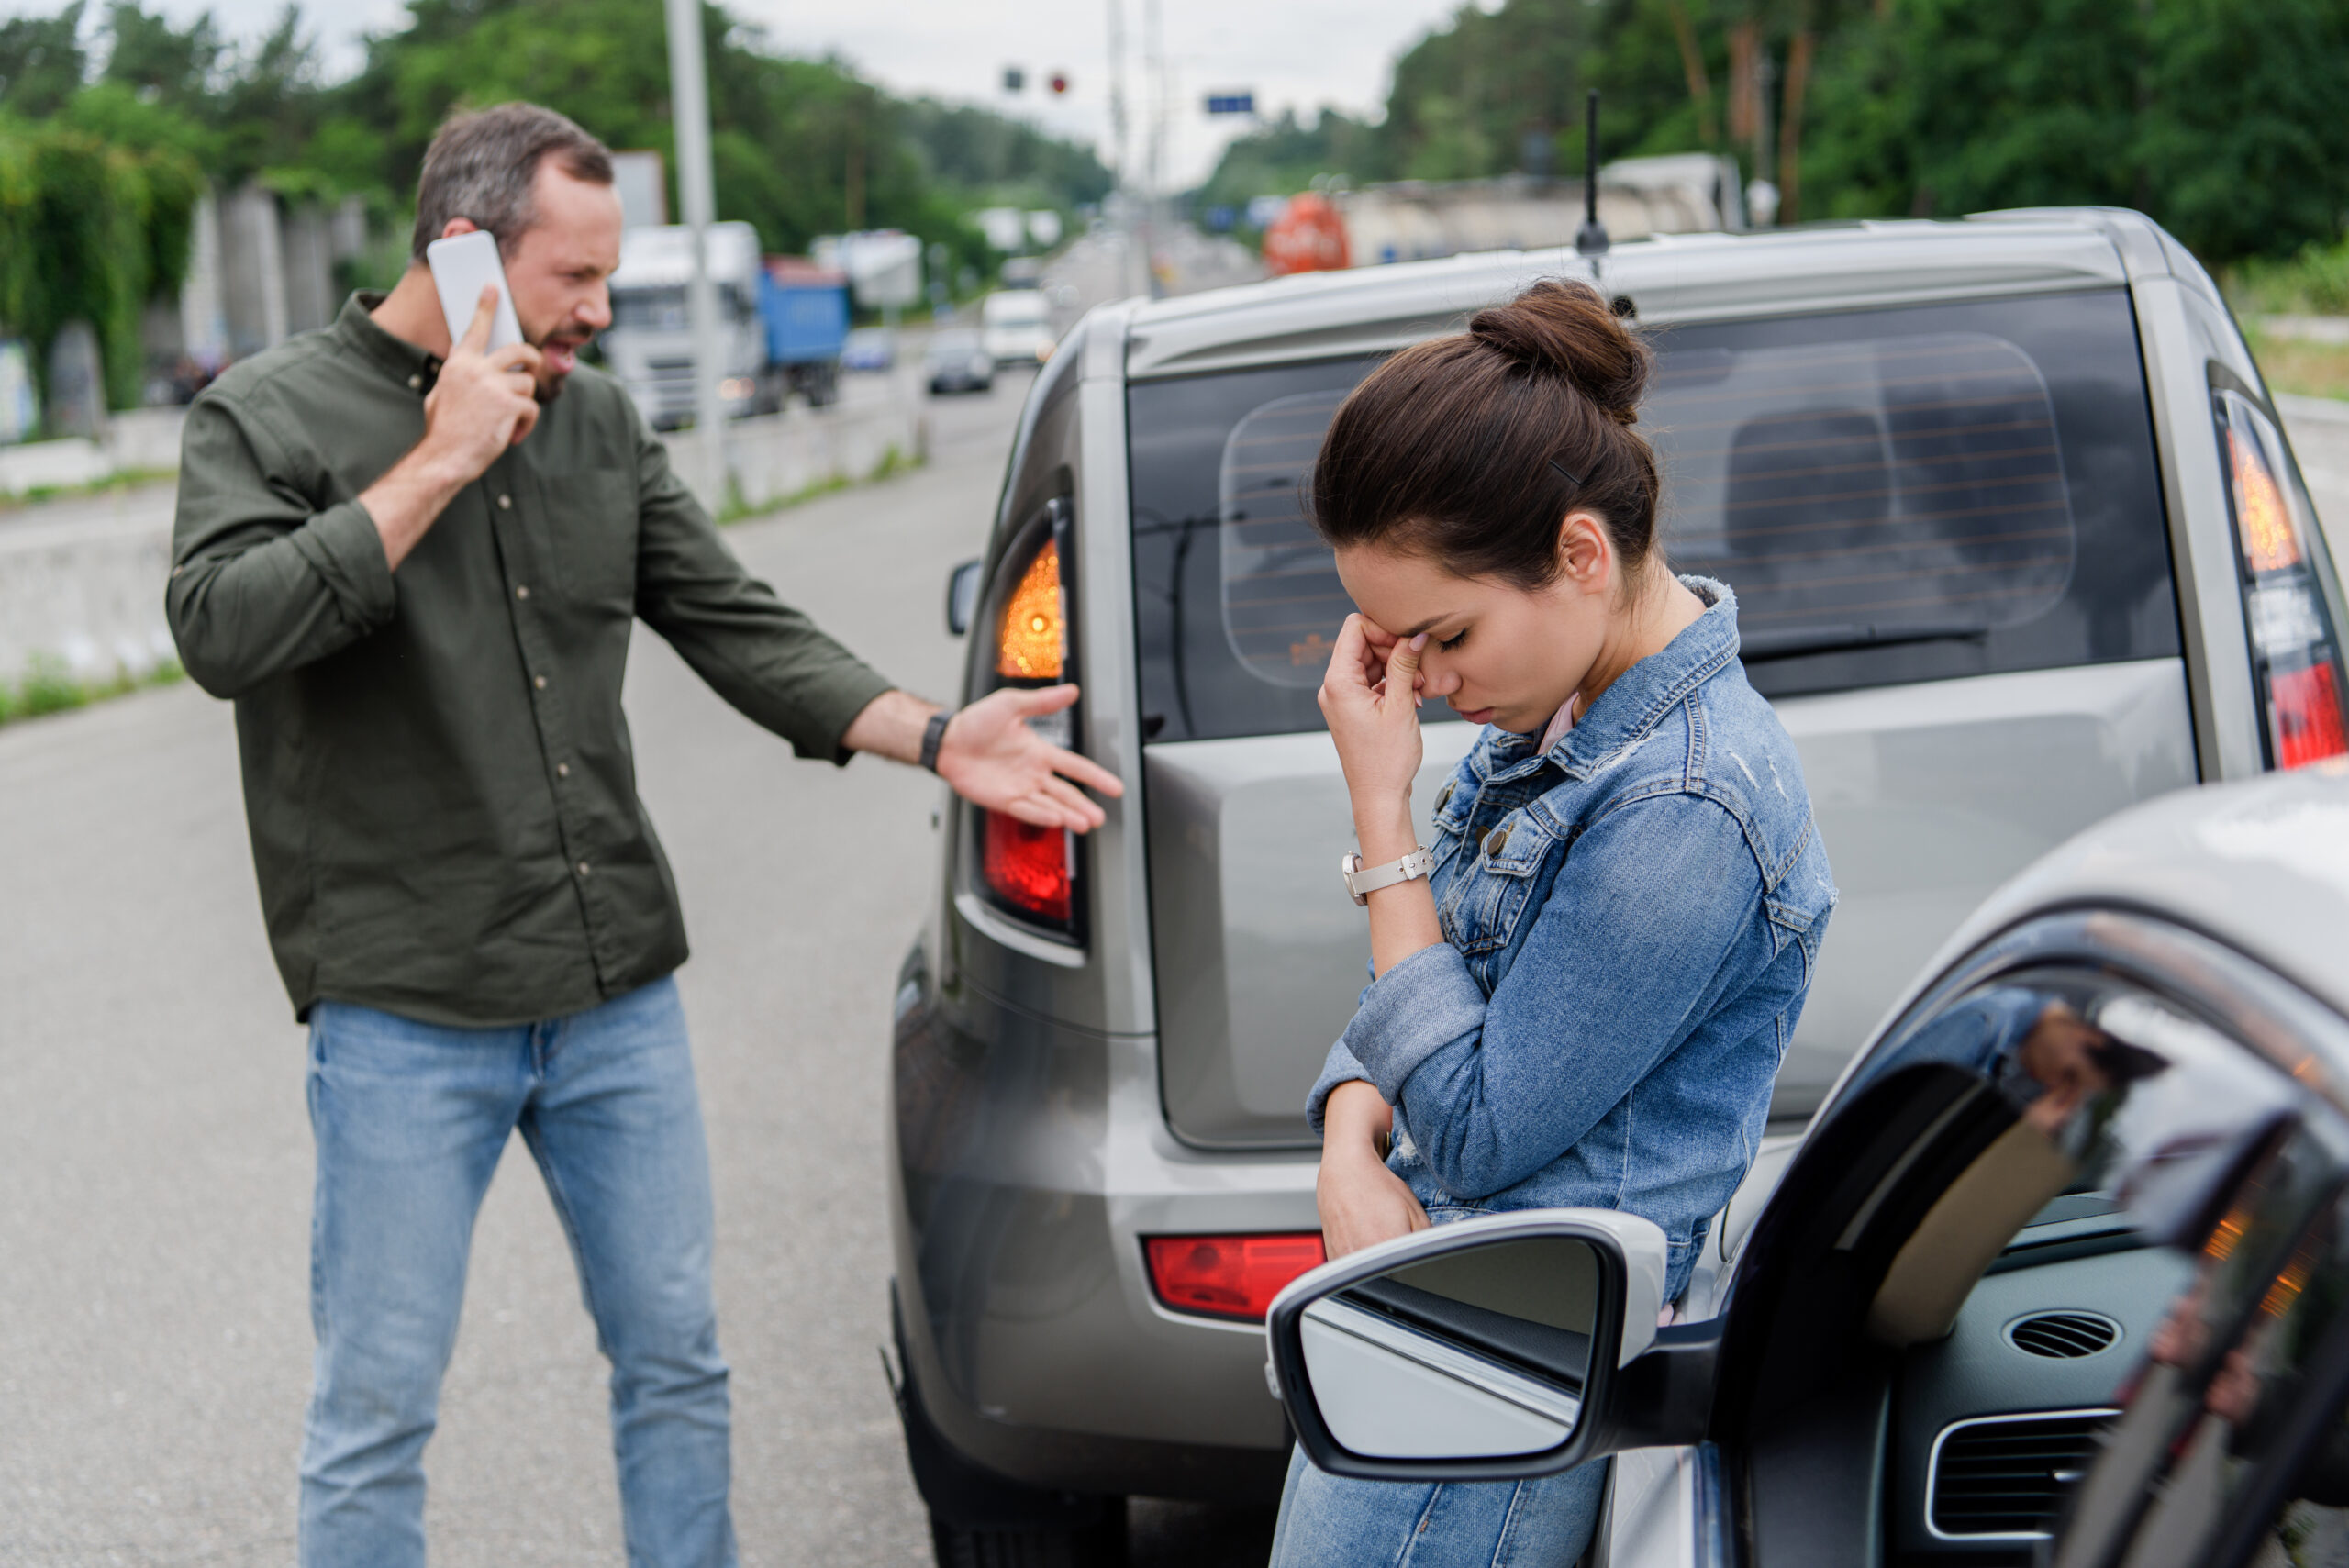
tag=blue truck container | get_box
[758,258,850,408]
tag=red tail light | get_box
[2271,663,2349,769]
[2217,393,2349,771]
[971,501,1085,938]
[1144,1232,1327,1323]
[982,810,1072,923]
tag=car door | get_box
[1263,895,2349,1568]
[1709,906,2349,1568]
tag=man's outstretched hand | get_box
[936,684,1123,830]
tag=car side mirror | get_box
[945,559,983,637]
[1266,1209,1717,1483]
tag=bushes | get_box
[0,653,183,728]
[0,117,198,412]
[2232,239,2349,318]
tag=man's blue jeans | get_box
[297,976,735,1567]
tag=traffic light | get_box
[1049,71,1069,95]
[1002,66,1025,94]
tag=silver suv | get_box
[885,208,2349,1561]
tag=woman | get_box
[1270,279,1837,1566]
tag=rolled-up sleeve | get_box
[1304,947,1485,1135]
[629,410,894,762]
[1335,793,1765,1198]
[166,395,397,697]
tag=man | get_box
[165,103,1119,1566]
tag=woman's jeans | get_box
[1269,1443,1608,1568]
[297,976,735,1568]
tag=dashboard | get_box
[1892,1198,2193,1564]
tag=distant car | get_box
[842,327,896,373]
[980,290,1055,366]
[924,329,994,395]
[1269,762,2349,1568]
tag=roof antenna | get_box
[1575,87,1609,269]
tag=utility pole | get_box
[1108,0,1129,193]
[664,0,726,502]
[1141,0,1165,298]
[1108,0,1140,298]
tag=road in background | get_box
[1040,220,1265,330]
[0,367,1275,1565]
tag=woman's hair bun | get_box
[1466,278,1649,425]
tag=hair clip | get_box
[1548,457,1585,487]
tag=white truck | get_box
[601,222,846,428]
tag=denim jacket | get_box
[1307,578,1836,1300]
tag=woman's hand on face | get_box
[1319,613,1427,817]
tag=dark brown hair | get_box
[410,103,615,261]
[1311,278,1660,590]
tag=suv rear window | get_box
[1129,288,2178,744]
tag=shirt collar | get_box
[1487,575,1743,779]
[333,291,443,394]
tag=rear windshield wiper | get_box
[1740,620,1991,663]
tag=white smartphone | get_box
[425,230,523,352]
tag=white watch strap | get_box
[1341,847,1436,906]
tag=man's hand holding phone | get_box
[428,286,543,464]
[360,288,543,571]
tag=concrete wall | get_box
[178,193,229,371]
[666,396,925,514]
[281,204,338,337]
[218,185,289,361]
[0,397,926,688]
[0,503,177,685]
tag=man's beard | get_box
[531,331,592,403]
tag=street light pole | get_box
[663,0,727,504]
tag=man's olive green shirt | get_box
[167,294,894,1026]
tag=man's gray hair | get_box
[410,103,615,261]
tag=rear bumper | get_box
[889,942,1316,1500]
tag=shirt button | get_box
[406,373,421,390]
[497,494,513,510]
[556,762,571,778]
[533,674,548,690]
[515,584,530,600]
[576,861,592,878]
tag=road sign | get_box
[1204,92,1254,116]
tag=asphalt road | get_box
[0,368,1276,1566]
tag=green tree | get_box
[1192,106,1379,216]
[2137,0,2349,261]
[98,0,220,106]
[0,2,88,118]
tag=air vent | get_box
[2006,1311,2121,1359]
[1929,1409,2115,1540]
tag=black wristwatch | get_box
[919,709,954,773]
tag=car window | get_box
[1800,934,2349,1567]
[1128,288,2178,743]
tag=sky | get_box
[88,0,1479,189]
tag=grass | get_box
[0,653,184,728]
[2243,328,2349,404]
[717,441,924,527]
[2227,238,2349,318]
[0,466,179,510]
